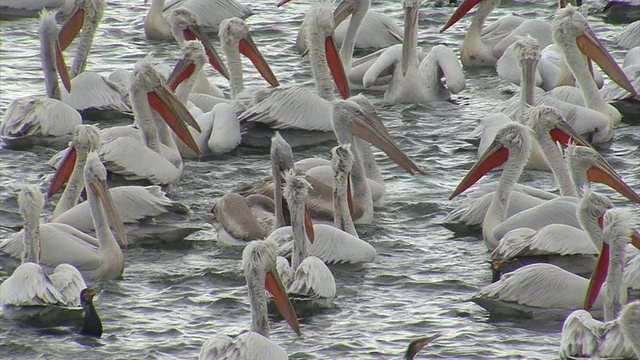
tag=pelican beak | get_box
[333,0,357,28]
[632,229,640,250]
[440,0,483,33]
[584,218,608,311]
[347,173,354,219]
[586,154,640,203]
[348,112,424,175]
[275,0,291,6]
[48,146,77,198]
[54,40,72,93]
[325,34,351,99]
[147,83,203,157]
[450,140,509,199]
[183,25,230,80]
[304,205,315,243]
[58,4,84,51]
[549,120,591,149]
[576,28,639,97]
[402,3,419,76]
[405,334,441,359]
[265,268,301,336]
[89,177,128,248]
[167,56,197,91]
[239,33,279,87]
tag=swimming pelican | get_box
[0,0,72,18]
[362,0,465,104]
[169,8,230,98]
[273,144,376,265]
[0,10,81,150]
[96,58,202,186]
[198,239,300,360]
[47,125,204,246]
[0,186,78,309]
[236,2,350,144]
[144,0,253,41]
[57,0,133,119]
[439,0,553,67]
[559,208,636,359]
[272,172,337,299]
[0,153,127,281]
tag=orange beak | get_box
[48,146,77,198]
[585,155,640,204]
[347,174,354,220]
[304,205,315,243]
[238,33,279,87]
[57,6,84,51]
[584,217,608,311]
[325,35,350,99]
[183,25,230,80]
[167,57,197,91]
[450,141,509,200]
[440,0,483,33]
[265,269,301,336]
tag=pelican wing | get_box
[597,322,636,358]
[0,97,81,141]
[362,44,401,89]
[61,72,132,115]
[48,264,87,307]
[0,263,66,306]
[335,11,402,50]
[238,87,334,132]
[167,0,253,32]
[601,65,640,102]
[617,21,640,49]
[199,332,287,360]
[493,225,598,260]
[480,15,526,49]
[559,310,604,359]
[0,0,66,13]
[212,193,268,241]
[99,137,182,185]
[420,45,466,94]
[288,256,337,298]
[623,253,640,292]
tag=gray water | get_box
[0,0,639,359]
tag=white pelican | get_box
[0,0,72,18]
[95,58,202,187]
[0,10,81,150]
[491,190,612,279]
[551,6,638,127]
[169,8,230,98]
[236,2,350,144]
[283,0,402,55]
[57,0,133,119]
[273,144,377,265]
[144,0,253,41]
[361,0,465,104]
[439,0,553,68]
[617,20,640,49]
[272,172,337,300]
[0,186,77,309]
[198,239,300,360]
[0,153,127,281]
[559,209,636,359]
[620,301,640,358]
[47,125,205,246]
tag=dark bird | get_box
[79,288,102,338]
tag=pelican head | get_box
[48,125,102,197]
[514,35,540,63]
[450,123,531,199]
[332,100,423,175]
[585,208,631,311]
[566,145,640,203]
[242,239,301,336]
[283,171,311,210]
[19,185,45,230]
[619,301,640,358]
[305,4,350,99]
[527,105,590,147]
[553,6,638,98]
[218,17,279,87]
[169,8,229,80]
[132,59,203,157]
[270,132,295,179]
[167,40,207,90]
[578,190,613,227]
[84,153,128,248]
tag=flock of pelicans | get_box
[0,0,640,358]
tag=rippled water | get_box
[1,0,639,359]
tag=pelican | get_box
[236,2,350,145]
[93,58,202,187]
[559,209,636,359]
[198,239,301,360]
[0,186,81,310]
[618,21,640,49]
[0,10,81,150]
[361,0,465,104]
[47,125,205,246]
[57,0,133,119]
[273,144,377,265]
[144,0,253,41]
[491,190,612,279]
[620,301,640,358]
[0,0,72,18]
[0,153,127,281]
[439,0,553,68]
[169,8,230,98]
[284,0,402,55]
[272,172,337,300]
